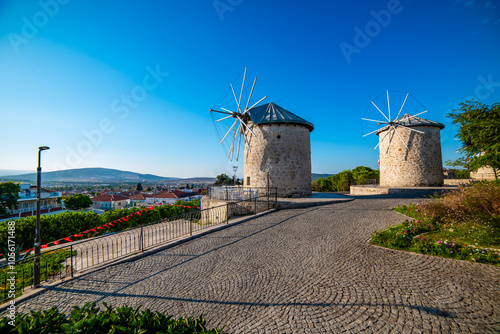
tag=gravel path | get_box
[5,195,500,333]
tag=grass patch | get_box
[0,249,74,301]
[372,181,500,266]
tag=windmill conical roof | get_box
[376,113,444,134]
[246,102,314,131]
[395,113,445,128]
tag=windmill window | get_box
[277,135,281,139]
[247,177,251,185]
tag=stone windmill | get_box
[362,91,445,187]
[210,69,314,197]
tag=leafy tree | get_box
[64,194,93,210]
[136,182,143,191]
[214,173,233,185]
[0,182,20,215]
[447,100,500,179]
[352,166,379,181]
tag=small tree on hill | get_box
[136,182,143,191]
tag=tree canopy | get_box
[64,194,93,210]
[0,182,20,215]
[446,100,500,178]
[214,173,241,185]
[136,182,143,191]
[312,166,380,192]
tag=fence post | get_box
[140,226,144,252]
[189,215,193,236]
[254,196,257,215]
[226,203,229,224]
[267,172,270,211]
[70,245,73,278]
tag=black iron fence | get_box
[0,193,277,303]
[207,186,277,202]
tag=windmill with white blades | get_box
[362,90,445,187]
[210,68,267,162]
[210,68,315,197]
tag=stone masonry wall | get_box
[244,122,312,197]
[379,125,444,187]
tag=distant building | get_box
[128,193,152,206]
[90,194,130,211]
[10,184,62,216]
[146,190,201,205]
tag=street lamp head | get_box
[39,146,50,151]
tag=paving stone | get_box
[2,195,499,333]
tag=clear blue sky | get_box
[1,0,499,178]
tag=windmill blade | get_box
[215,115,234,122]
[243,127,252,153]
[245,77,257,111]
[386,128,395,156]
[395,92,409,120]
[392,125,409,151]
[245,96,267,114]
[404,110,429,121]
[237,68,247,114]
[230,83,239,111]
[397,124,425,134]
[363,128,383,137]
[210,109,233,115]
[374,127,392,150]
[237,114,256,137]
[236,122,243,161]
[387,90,391,121]
[220,118,238,144]
[371,101,391,122]
[361,117,389,124]
[229,117,240,161]
[221,107,236,114]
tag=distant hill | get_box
[2,168,326,184]
[311,173,334,180]
[0,169,33,177]
[2,168,181,183]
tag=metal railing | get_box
[0,194,277,303]
[207,186,277,202]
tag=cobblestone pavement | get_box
[6,195,500,333]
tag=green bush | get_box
[0,302,223,333]
[373,182,500,266]
[313,166,379,192]
[0,202,201,255]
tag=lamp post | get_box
[34,146,49,288]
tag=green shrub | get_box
[0,302,223,333]
[0,204,201,255]
[373,181,500,266]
